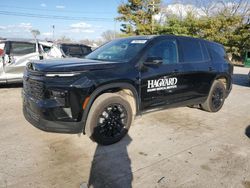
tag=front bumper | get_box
[23,91,83,134]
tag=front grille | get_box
[24,79,44,100]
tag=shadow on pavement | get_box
[87,135,133,188]
[233,73,249,87]
[245,125,250,138]
[0,83,23,89]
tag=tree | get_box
[228,18,250,61]
[157,12,201,36]
[157,0,250,62]
[30,29,40,39]
[116,0,249,62]
[80,39,104,48]
[101,30,120,42]
[116,0,161,35]
[56,36,71,43]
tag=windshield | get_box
[85,38,148,63]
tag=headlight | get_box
[45,72,80,77]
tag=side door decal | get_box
[147,76,178,92]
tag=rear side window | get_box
[200,41,210,61]
[207,42,228,61]
[179,38,204,62]
[10,42,36,55]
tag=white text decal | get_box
[147,77,178,92]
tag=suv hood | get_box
[28,58,124,72]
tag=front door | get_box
[140,38,183,111]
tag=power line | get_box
[0,11,114,22]
[0,5,115,15]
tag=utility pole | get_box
[52,25,55,42]
[114,20,117,39]
[149,0,156,34]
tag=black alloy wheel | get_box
[86,93,133,145]
[201,80,226,112]
[211,87,224,110]
[97,103,128,139]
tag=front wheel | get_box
[201,80,226,112]
[85,93,133,145]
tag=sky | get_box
[0,0,175,41]
[0,0,127,41]
[1,0,241,41]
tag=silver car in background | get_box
[0,38,52,84]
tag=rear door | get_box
[4,41,39,81]
[177,37,214,103]
[140,37,185,110]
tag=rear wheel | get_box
[85,93,133,145]
[201,80,226,112]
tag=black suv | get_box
[23,35,233,145]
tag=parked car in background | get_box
[248,71,250,84]
[244,51,250,67]
[44,43,92,59]
[0,38,52,84]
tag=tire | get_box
[201,80,226,112]
[85,93,133,145]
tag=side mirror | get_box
[144,57,163,66]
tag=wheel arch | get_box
[81,82,139,134]
[214,73,232,92]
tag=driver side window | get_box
[147,40,178,64]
